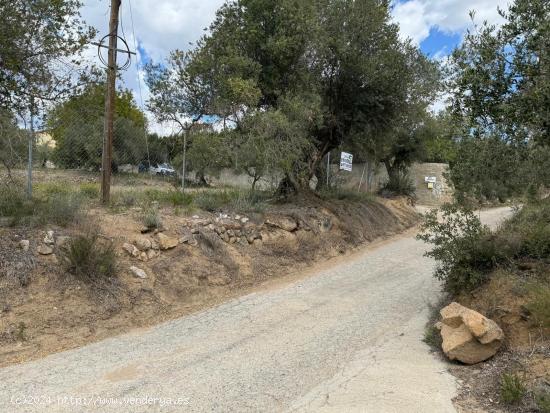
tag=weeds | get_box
[500,373,526,404]
[422,325,441,349]
[63,233,117,283]
[0,185,82,227]
[536,392,550,413]
[15,322,26,342]
[193,190,232,212]
[79,183,100,199]
[526,283,550,328]
[141,206,162,230]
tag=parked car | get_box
[150,163,176,176]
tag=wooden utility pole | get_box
[101,0,121,204]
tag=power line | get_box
[127,0,151,173]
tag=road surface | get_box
[0,207,513,413]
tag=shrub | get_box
[63,233,117,283]
[40,194,83,227]
[417,204,497,294]
[500,373,525,404]
[0,186,30,218]
[380,171,415,197]
[141,206,162,229]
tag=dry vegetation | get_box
[0,171,418,367]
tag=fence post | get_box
[326,152,330,188]
[181,129,187,192]
[27,102,35,198]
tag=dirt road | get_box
[0,207,513,413]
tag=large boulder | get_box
[436,302,504,364]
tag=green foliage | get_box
[380,171,416,197]
[0,111,27,176]
[536,392,550,413]
[447,0,550,201]
[193,191,233,212]
[186,131,230,184]
[228,190,270,213]
[165,191,193,207]
[422,325,441,349]
[0,186,30,218]
[79,183,100,199]
[419,198,550,294]
[63,233,117,283]
[448,136,540,202]
[500,373,526,404]
[146,0,439,192]
[192,189,270,212]
[417,204,495,293]
[526,284,550,328]
[0,0,95,111]
[48,84,148,170]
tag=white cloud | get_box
[80,0,225,135]
[78,1,513,129]
[391,0,511,45]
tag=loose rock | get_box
[43,230,55,245]
[157,233,179,250]
[134,238,152,251]
[122,242,140,257]
[436,302,504,364]
[37,245,54,255]
[19,240,30,251]
[265,215,298,232]
[129,266,147,279]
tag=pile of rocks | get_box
[184,214,265,246]
[19,230,70,257]
[122,213,308,261]
[436,302,504,365]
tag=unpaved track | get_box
[0,207,513,413]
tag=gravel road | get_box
[0,207,513,413]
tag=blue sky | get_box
[419,29,462,59]
[80,0,511,132]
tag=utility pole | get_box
[101,0,121,204]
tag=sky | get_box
[80,0,511,133]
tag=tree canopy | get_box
[447,0,550,201]
[0,0,95,113]
[146,0,440,192]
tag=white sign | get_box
[340,152,353,172]
[424,176,437,183]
